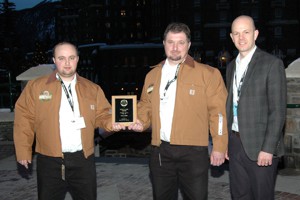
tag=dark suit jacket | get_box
[226,47,287,161]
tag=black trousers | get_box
[150,141,209,200]
[36,151,96,200]
[229,133,279,200]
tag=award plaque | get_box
[112,95,137,126]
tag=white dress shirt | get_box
[159,59,179,142]
[58,74,83,152]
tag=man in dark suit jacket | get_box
[225,15,287,200]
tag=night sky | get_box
[10,0,50,10]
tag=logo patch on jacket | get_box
[147,84,154,94]
[90,105,95,110]
[39,90,52,101]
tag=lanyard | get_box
[163,63,181,97]
[57,76,74,112]
[234,65,248,101]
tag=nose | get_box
[172,43,178,50]
[65,58,70,65]
[239,33,244,40]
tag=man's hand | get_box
[257,151,273,166]
[225,150,229,160]
[112,123,126,131]
[128,119,144,132]
[210,151,225,166]
[18,160,32,169]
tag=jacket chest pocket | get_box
[80,98,97,123]
[179,83,206,111]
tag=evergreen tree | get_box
[32,41,48,66]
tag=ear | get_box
[230,33,234,42]
[254,30,259,41]
[52,57,55,64]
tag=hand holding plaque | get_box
[112,95,137,126]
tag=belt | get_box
[62,150,83,156]
[232,131,240,137]
[161,140,170,145]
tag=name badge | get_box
[71,116,86,129]
[233,103,238,116]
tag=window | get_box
[219,11,228,22]
[121,10,126,16]
[105,10,110,17]
[105,22,111,28]
[194,31,201,40]
[274,8,283,19]
[194,13,201,25]
[219,29,227,40]
[194,0,201,7]
[251,8,259,20]
[274,27,282,38]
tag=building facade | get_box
[53,0,300,98]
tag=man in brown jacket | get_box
[129,23,228,200]
[14,42,124,200]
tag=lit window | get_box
[121,10,126,16]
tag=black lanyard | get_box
[57,76,74,112]
[163,63,181,97]
[234,66,248,101]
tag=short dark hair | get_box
[163,22,191,42]
[52,42,79,57]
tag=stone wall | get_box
[284,78,300,169]
[0,121,14,141]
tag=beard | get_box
[168,55,182,62]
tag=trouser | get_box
[36,151,97,200]
[229,133,279,200]
[150,141,209,200]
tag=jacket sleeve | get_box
[262,58,286,154]
[206,69,228,153]
[95,86,113,131]
[13,81,36,161]
[137,74,152,131]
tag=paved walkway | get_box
[1,142,300,200]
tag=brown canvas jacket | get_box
[14,70,113,161]
[138,55,228,153]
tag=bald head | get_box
[231,15,256,32]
